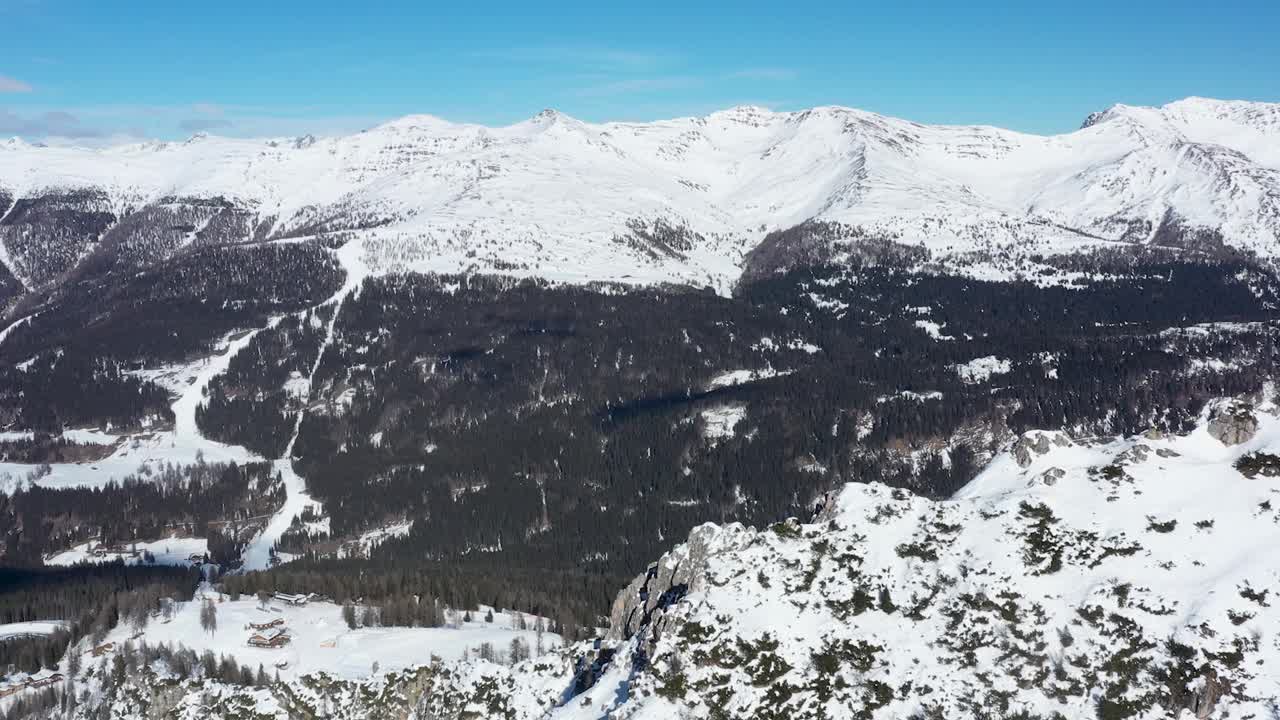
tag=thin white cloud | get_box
[0,75,33,93]
[727,68,798,81]
[571,76,703,98]
[190,102,224,116]
[472,46,676,73]
[0,108,103,138]
[178,102,232,132]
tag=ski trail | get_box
[0,310,41,350]
[0,193,29,292]
[172,326,273,442]
[240,239,368,571]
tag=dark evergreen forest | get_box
[0,238,1276,635]
[204,253,1277,625]
[0,564,198,674]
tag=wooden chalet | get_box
[248,627,290,648]
[247,617,286,631]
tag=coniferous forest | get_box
[1,238,1278,668]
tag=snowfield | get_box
[105,591,561,683]
[3,97,1280,293]
[0,621,67,641]
[44,536,208,567]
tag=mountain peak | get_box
[710,104,775,119]
[1079,102,1136,129]
[526,107,584,129]
[371,113,458,134]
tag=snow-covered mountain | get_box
[2,97,1279,294]
[578,397,1280,719]
[27,393,1280,719]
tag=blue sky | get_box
[1,0,1276,142]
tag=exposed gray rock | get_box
[1028,466,1065,487]
[1012,431,1072,468]
[1207,402,1258,446]
[606,522,752,658]
[1116,444,1151,466]
[1188,667,1230,719]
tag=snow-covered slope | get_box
[38,393,1280,719]
[567,395,1280,719]
[2,97,1279,292]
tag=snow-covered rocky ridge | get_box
[40,395,1280,719]
[572,398,1280,720]
[2,97,1280,293]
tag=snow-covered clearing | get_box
[913,319,954,340]
[700,404,747,439]
[876,390,943,403]
[44,536,208,567]
[338,521,413,559]
[706,367,790,390]
[109,591,560,682]
[0,621,67,641]
[951,355,1012,383]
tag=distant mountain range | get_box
[2,97,1279,297]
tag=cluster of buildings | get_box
[89,544,138,559]
[241,594,316,647]
[272,592,314,606]
[0,673,65,698]
[246,617,290,648]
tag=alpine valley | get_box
[0,97,1279,720]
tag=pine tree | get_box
[199,598,218,634]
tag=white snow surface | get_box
[25,396,1280,718]
[4,97,1280,290]
[706,367,790,390]
[0,621,67,640]
[108,591,560,683]
[572,400,1280,719]
[44,536,208,567]
[951,355,1013,383]
[0,329,264,493]
[699,404,747,439]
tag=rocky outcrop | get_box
[1029,466,1065,487]
[1208,402,1258,446]
[1012,431,1072,468]
[1188,667,1230,719]
[606,522,752,658]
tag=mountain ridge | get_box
[2,97,1279,297]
